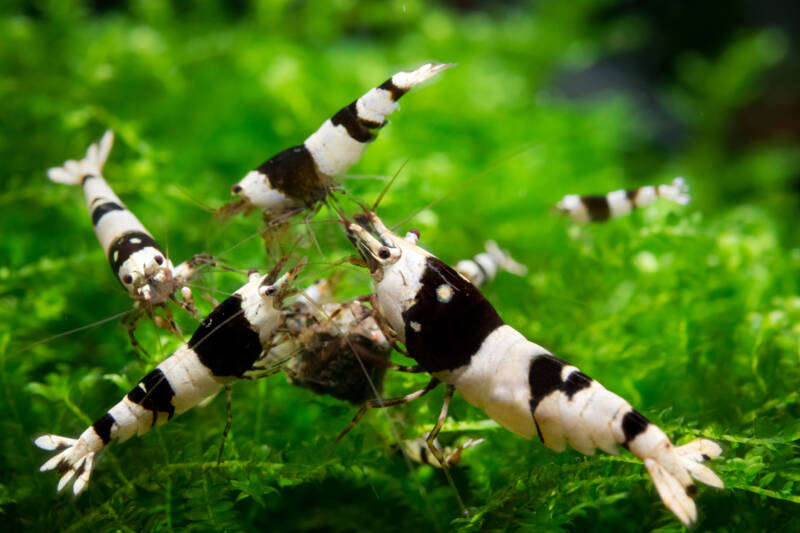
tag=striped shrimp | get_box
[220,63,454,221]
[340,211,723,527]
[34,260,305,495]
[555,177,690,223]
[453,240,528,287]
[47,130,210,338]
[283,240,527,404]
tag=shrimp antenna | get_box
[9,309,132,357]
[172,184,217,214]
[356,197,370,216]
[372,158,409,212]
[391,194,446,232]
[263,234,303,285]
[391,143,538,231]
[327,195,350,223]
[263,254,290,287]
[285,233,304,259]
[286,216,343,228]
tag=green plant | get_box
[2,2,797,531]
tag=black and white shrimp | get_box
[341,211,723,527]
[283,240,527,404]
[220,63,454,221]
[34,260,305,495]
[452,240,527,287]
[555,177,690,223]
[47,131,209,335]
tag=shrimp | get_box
[47,130,212,341]
[340,211,723,526]
[220,63,454,221]
[555,177,690,222]
[34,260,305,495]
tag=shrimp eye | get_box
[262,286,277,297]
[123,274,133,284]
[154,255,164,265]
[378,247,391,260]
[408,229,420,240]
[232,184,243,194]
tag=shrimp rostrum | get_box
[340,211,723,527]
[34,259,305,495]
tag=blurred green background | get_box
[1,0,799,531]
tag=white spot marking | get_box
[436,284,453,303]
[129,237,141,244]
[410,321,422,332]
